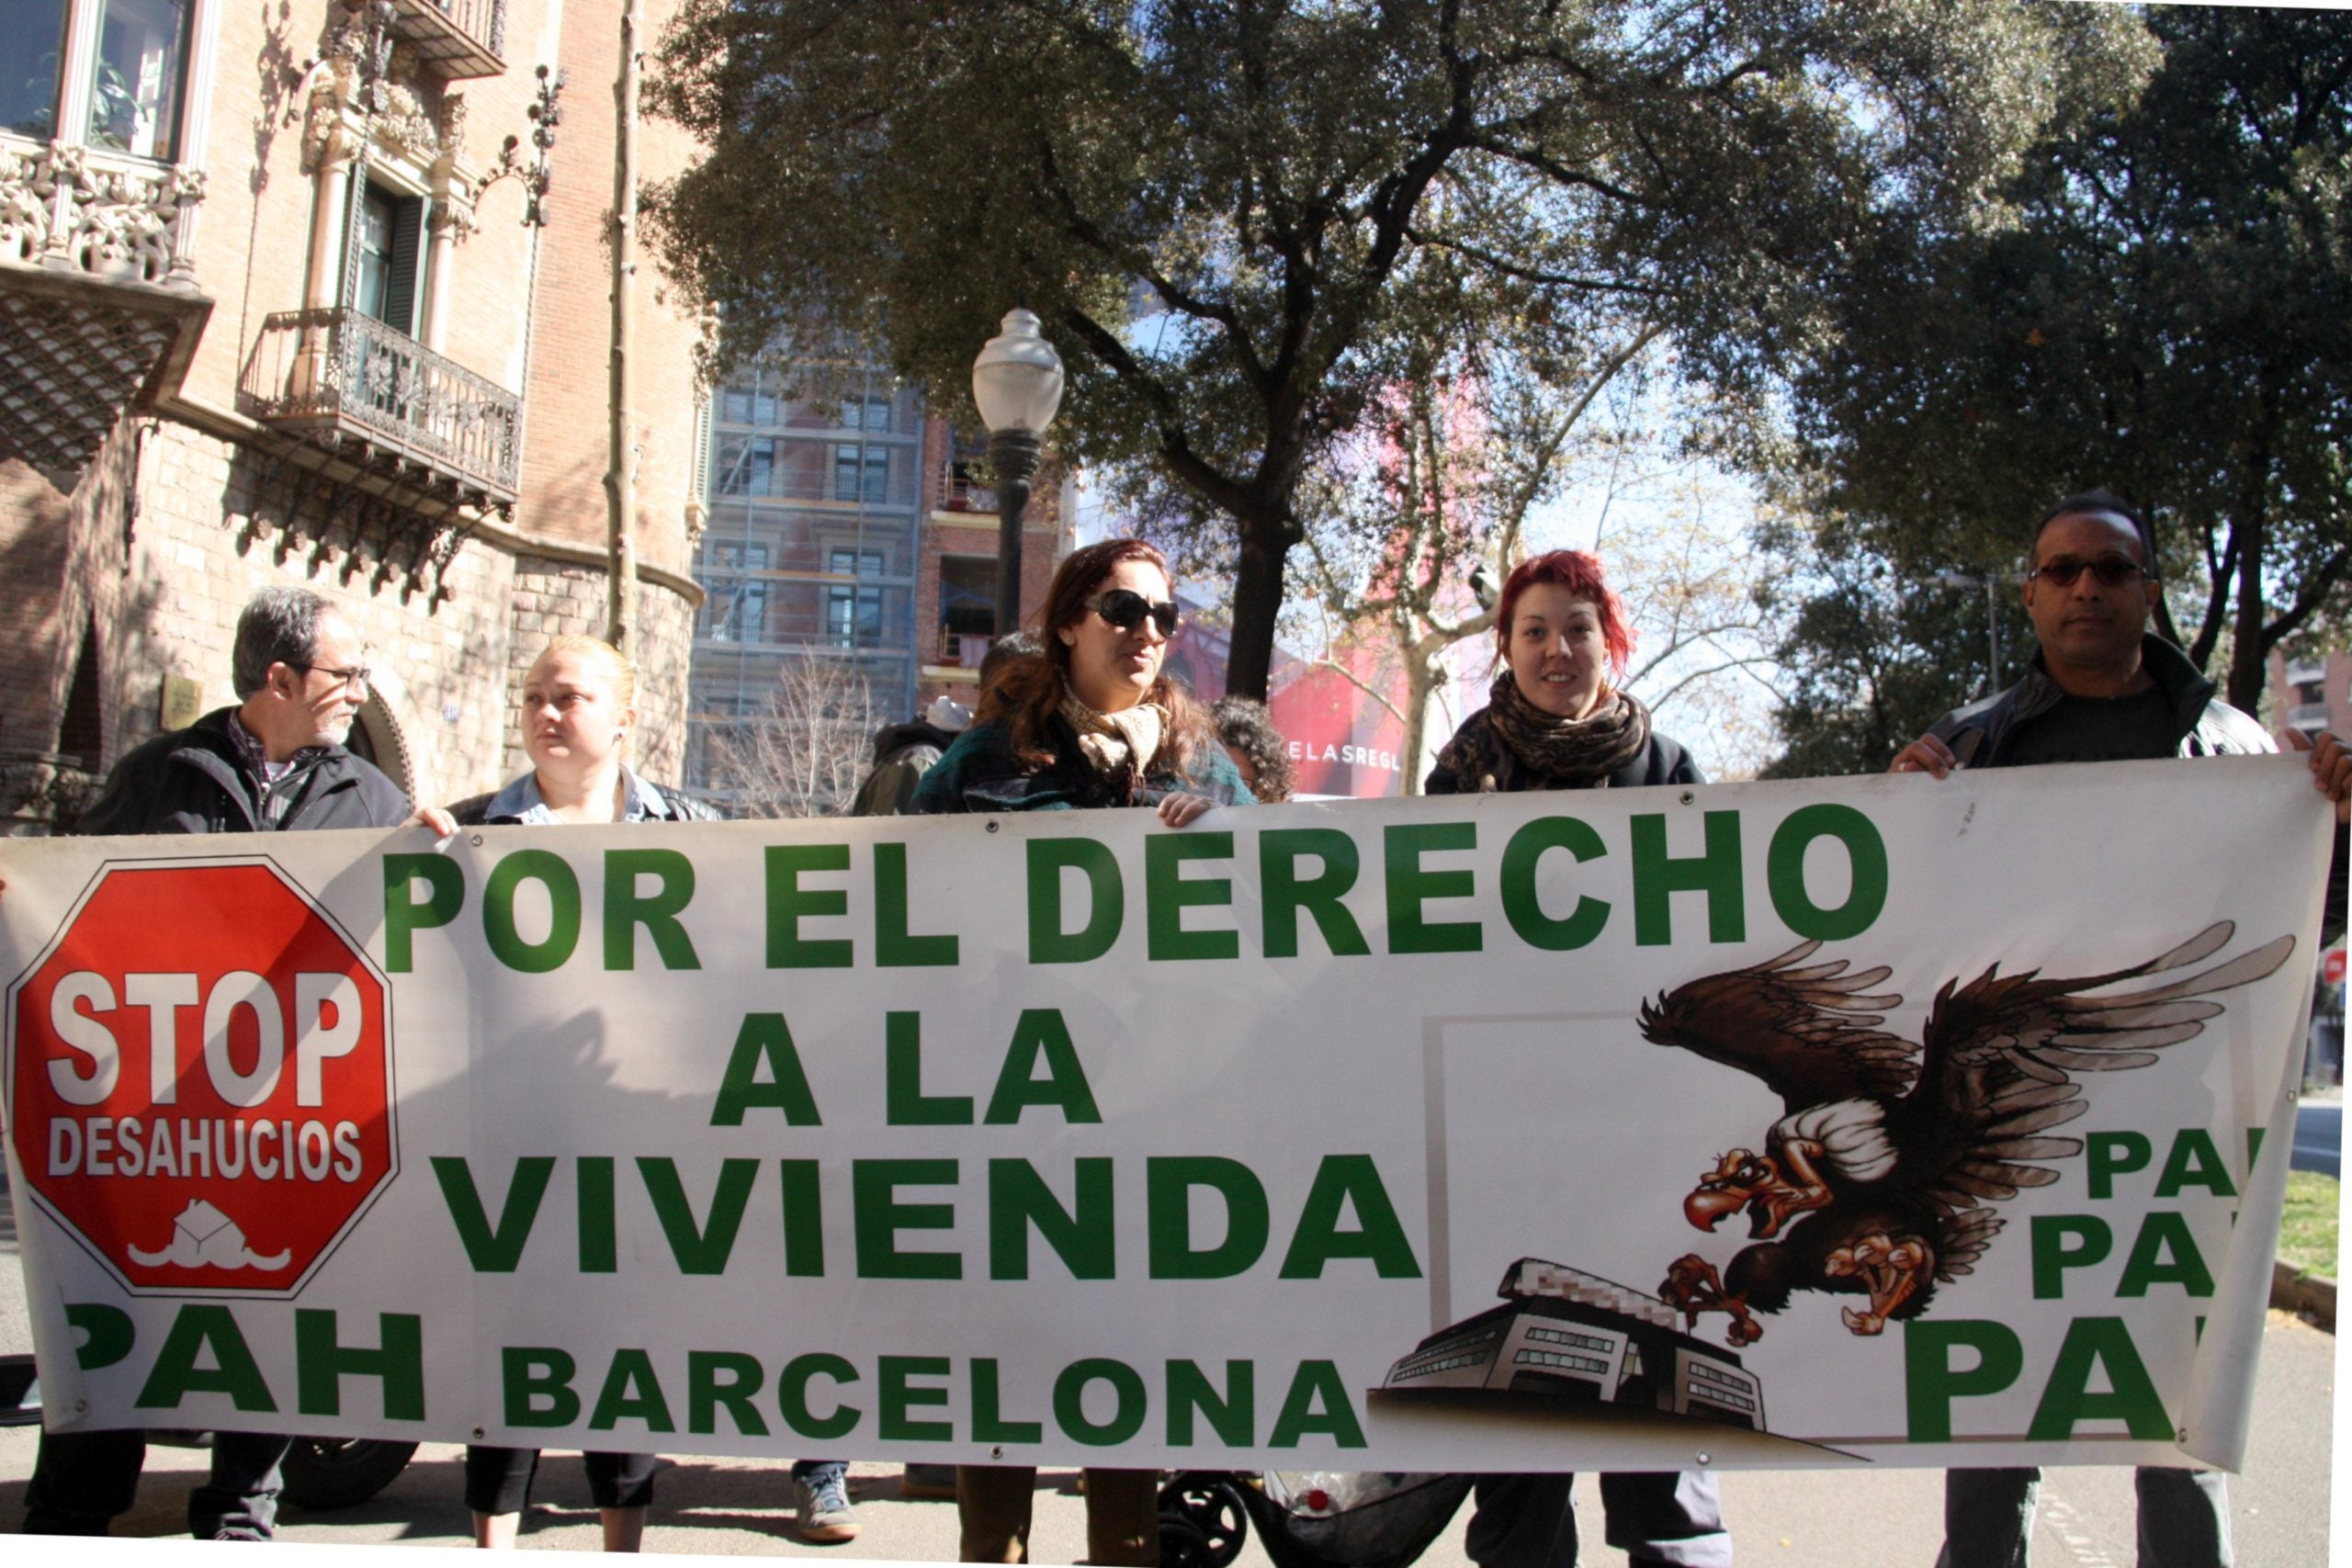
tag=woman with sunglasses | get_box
[1426,551,1728,1568]
[447,634,713,1552]
[911,539,1246,1565]
[910,537,1252,822]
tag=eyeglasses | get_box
[299,663,372,690]
[1083,590,1180,636]
[2029,556,2150,589]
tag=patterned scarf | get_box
[1058,689,1167,778]
[1457,670,1652,790]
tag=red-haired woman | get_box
[910,537,1253,820]
[1426,549,1700,793]
[1429,550,1725,1568]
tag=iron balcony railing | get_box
[938,459,997,513]
[388,0,509,79]
[241,308,520,503]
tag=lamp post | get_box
[971,308,1065,642]
[1933,570,2002,696]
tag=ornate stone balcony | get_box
[240,306,521,507]
[0,130,212,476]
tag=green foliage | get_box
[1784,6,2352,712]
[648,0,2090,696]
[2278,1170,2337,1284]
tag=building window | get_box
[938,554,997,664]
[717,436,775,498]
[833,445,889,504]
[826,547,884,649]
[4,0,72,139]
[841,394,893,434]
[88,0,194,161]
[707,543,769,642]
[350,180,426,335]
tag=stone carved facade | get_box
[0,136,205,287]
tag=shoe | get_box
[900,1463,958,1500]
[795,1468,861,1544]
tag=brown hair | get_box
[977,538,1216,775]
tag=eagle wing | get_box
[1893,921,2294,1217]
[1637,940,1918,1111]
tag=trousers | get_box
[1939,1467,2231,1568]
[463,1445,659,1516]
[956,1464,1159,1564]
[24,1427,288,1539]
[1464,1472,1731,1568]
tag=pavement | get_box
[0,1168,2336,1565]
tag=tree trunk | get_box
[1397,649,1439,796]
[1224,515,1294,701]
[2229,502,2267,714]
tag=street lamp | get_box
[1933,570,2003,697]
[971,308,1065,642]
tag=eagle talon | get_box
[1659,1253,1766,1347]
[1826,1232,1932,1337]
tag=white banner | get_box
[1,758,2333,1473]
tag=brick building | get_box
[684,342,1066,806]
[2267,643,2352,741]
[1,0,707,829]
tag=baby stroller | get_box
[1159,1470,1474,1568]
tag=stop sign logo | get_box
[6,859,397,1296]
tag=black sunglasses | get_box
[1083,589,1180,636]
[2029,555,2150,589]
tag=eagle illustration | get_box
[1634,921,2291,1347]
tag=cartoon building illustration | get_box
[1384,1258,1767,1431]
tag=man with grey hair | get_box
[25,585,420,1538]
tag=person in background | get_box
[1425,549,1728,1568]
[1210,694,1295,803]
[911,538,1249,1563]
[23,586,433,1540]
[851,633,1043,818]
[449,635,711,1551]
[1890,490,2349,1568]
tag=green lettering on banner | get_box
[1764,805,1888,941]
[135,1305,277,1412]
[711,1014,821,1127]
[295,1310,424,1419]
[1056,1358,1147,1446]
[887,1012,974,1125]
[2030,1215,2111,1300]
[1631,811,1744,946]
[984,1009,1102,1124]
[1147,832,1239,961]
[766,844,853,968]
[2086,1132,2153,1199]
[578,1156,617,1273]
[989,1158,1114,1280]
[432,1156,555,1271]
[382,853,463,972]
[688,1350,769,1437]
[1148,1156,1271,1279]
[876,842,958,966]
[1268,1360,1366,1449]
[1278,1156,1422,1279]
[1385,822,1481,954]
[2117,1213,2215,1298]
[2028,1317,2172,1440]
[1260,829,1370,959]
[503,1347,580,1427]
[639,1157,759,1274]
[1498,817,1610,952]
[854,1159,962,1279]
[605,849,701,971]
[64,1303,134,1371]
[879,1356,954,1440]
[1167,1359,1253,1446]
[2246,1126,2267,1168]
[777,1353,860,1441]
[483,850,582,973]
[589,1349,676,1433]
[2155,1130,2236,1198]
[1903,1320,2022,1442]
[1029,839,1123,964]
[780,1159,825,1277]
[972,1358,1044,1444]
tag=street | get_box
[2300,1096,2344,1180]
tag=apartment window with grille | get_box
[841,394,893,434]
[707,543,770,642]
[826,547,884,648]
[717,437,775,498]
[833,445,889,504]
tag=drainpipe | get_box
[604,0,640,649]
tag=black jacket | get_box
[448,775,719,826]
[75,707,411,836]
[1423,711,1703,795]
[850,719,962,818]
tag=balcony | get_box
[2289,703,2334,732]
[938,459,997,513]
[385,0,509,81]
[240,308,520,507]
[2287,657,2329,688]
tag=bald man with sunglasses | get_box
[1890,491,2348,1568]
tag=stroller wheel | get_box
[1159,1517,1216,1568]
[1158,1473,1251,1568]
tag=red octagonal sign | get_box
[6,859,397,1297]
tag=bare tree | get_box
[706,656,883,818]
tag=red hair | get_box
[1491,550,1635,680]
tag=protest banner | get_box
[1,758,2333,1475]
